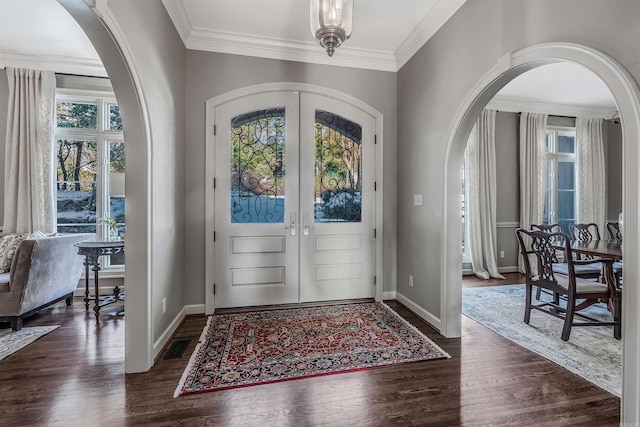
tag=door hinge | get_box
[213,283,216,295]
[374,228,377,238]
[213,231,216,242]
[374,276,377,286]
[213,124,217,135]
[213,178,216,189]
[374,134,377,145]
[374,181,377,191]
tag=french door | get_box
[213,90,375,308]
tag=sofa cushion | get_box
[0,233,28,273]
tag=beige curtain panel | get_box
[3,67,56,234]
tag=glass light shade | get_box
[310,0,353,57]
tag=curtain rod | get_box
[513,112,576,119]
[1,67,108,80]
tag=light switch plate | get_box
[414,195,423,206]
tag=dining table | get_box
[568,238,622,339]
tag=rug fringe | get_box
[379,301,451,359]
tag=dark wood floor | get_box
[0,276,620,426]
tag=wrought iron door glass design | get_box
[314,110,362,223]
[230,108,286,223]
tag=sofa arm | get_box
[0,239,37,316]
[15,234,90,315]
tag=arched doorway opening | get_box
[443,43,640,420]
[58,0,153,373]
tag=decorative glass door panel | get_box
[231,108,286,224]
[314,110,362,223]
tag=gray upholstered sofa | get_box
[0,233,89,330]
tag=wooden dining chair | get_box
[606,222,622,240]
[515,228,621,341]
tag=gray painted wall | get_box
[606,120,623,221]
[109,0,186,341]
[397,0,639,316]
[183,51,398,304]
[494,111,519,269]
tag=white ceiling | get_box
[0,0,617,115]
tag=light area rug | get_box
[175,302,450,396]
[0,325,59,361]
[462,284,621,397]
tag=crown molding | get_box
[186,27,397,71]
[395,0,467,70]
[162,0,462,72]
[0,50,107,77]
[487,96,617,119]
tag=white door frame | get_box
[205,83,384,313]
[442,43,640,423]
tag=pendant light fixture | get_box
[310,0,354,57]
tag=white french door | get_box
[213,90,375,308]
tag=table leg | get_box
[92,258,101,320]
[603,261,622,340]
[83,255,91,310]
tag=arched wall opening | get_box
[58,0,153,373]
[442,43,640,421]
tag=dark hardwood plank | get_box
[0,288,619,426]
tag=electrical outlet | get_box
[409,275,414,287]
[162,297,167,314]
[500,250,505,258]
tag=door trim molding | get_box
[205,83,384,313]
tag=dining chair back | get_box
[606,222,622,240]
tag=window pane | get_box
[56,102,97,129]
[558,190,575,221]
[558,161,575,190]
[558,219,572,235]
[109,104,123,131]
[230,108,285,223]
[109,141,125,242]
[56,139,98,233]
[314,110,362,223]
[558,133,575,153]
[56,181,97,231]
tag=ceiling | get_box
[0,0,617,115]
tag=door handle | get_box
[284,212,297,236]
[303,213,314,236]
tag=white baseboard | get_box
[382,291,396,300]
[152,304,206,360]
[395,291,441,332]
[153,306,187,360]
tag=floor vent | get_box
[164,339,191,359]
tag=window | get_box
[543,127,576,232]
[55,89,125,266]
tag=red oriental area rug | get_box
[174,302,450,396]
